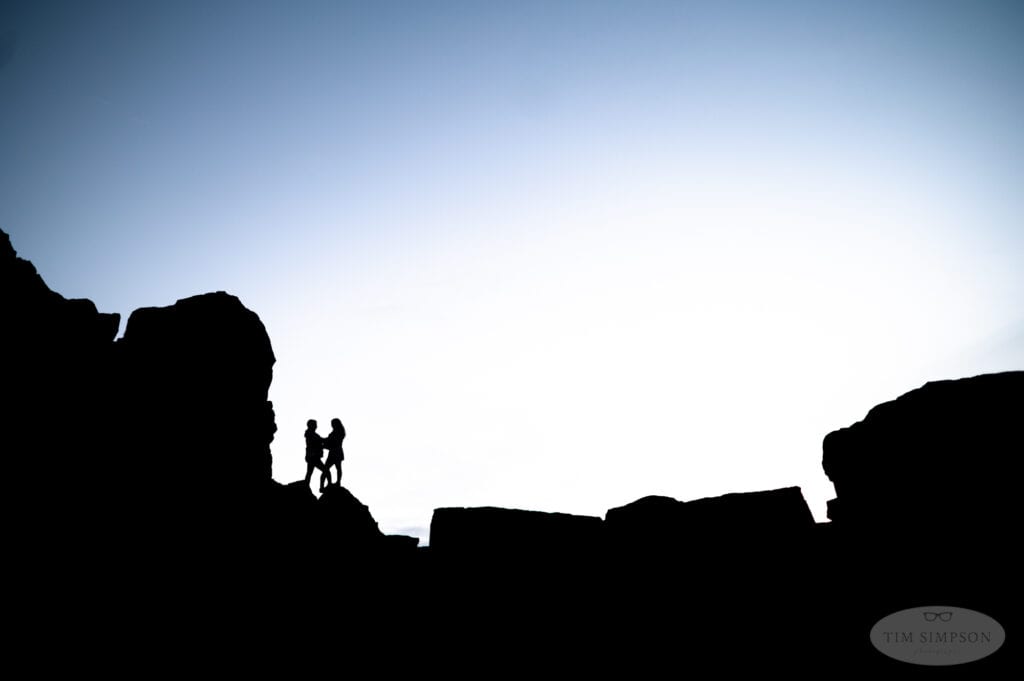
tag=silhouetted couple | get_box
[304,418,345,492]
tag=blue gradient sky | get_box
[2,1,1022,541]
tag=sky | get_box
[2,1,1022,543]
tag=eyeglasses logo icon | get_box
[923,611,953,622]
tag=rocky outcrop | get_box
[0,228,398,558]
[5,225,1017,670]
[1,230,120,528]
[1,230,278,520]
[430,506,603,556]
[1,230,120,438]
[816,373,1019,670]
[318,485,384,545]
[604,486,815,551]
[822,372,1021,540]
[428,487,815,564]
[116,291,277,515]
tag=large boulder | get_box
[2,230,282,542]
[115,291,277,516]
[318,485,384,545]
[430,506,603,557]
[822,372,1021,540]
[818,373,1020,659]
[604,486,815,551]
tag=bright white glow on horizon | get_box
[264,155,1021,540]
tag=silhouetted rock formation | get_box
[429,489,814,559]
[263,482,413,563]
[430,506,602,557]
[116,291,277,516]
[823,372,1021,540]
[264,479,319,530]
[1,230,119,447]
[318,484,384,544]
[1,230,120,537]
[605,486,814,551]
[0,229,401,567]
[818,373,1019,672]
[4,226,1016,670]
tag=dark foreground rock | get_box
[605,485,815,551]
[823,371,1021,539]
[318,484,384,543]
[430,506,603,556]
[2,228,1015,672]
[117,291,277,502]
[1,230,119,512]
[816,372,1020,671]
[0,229,413,585]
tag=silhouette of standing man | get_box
[304,419,328,492]
[323,418,346,488]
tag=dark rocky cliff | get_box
[116,290,278,517]
[1,231,119,475]
[0,229,404,583]
[823,371,1020,540]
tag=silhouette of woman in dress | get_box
[322,418,346,488]
[304,419,328,492]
